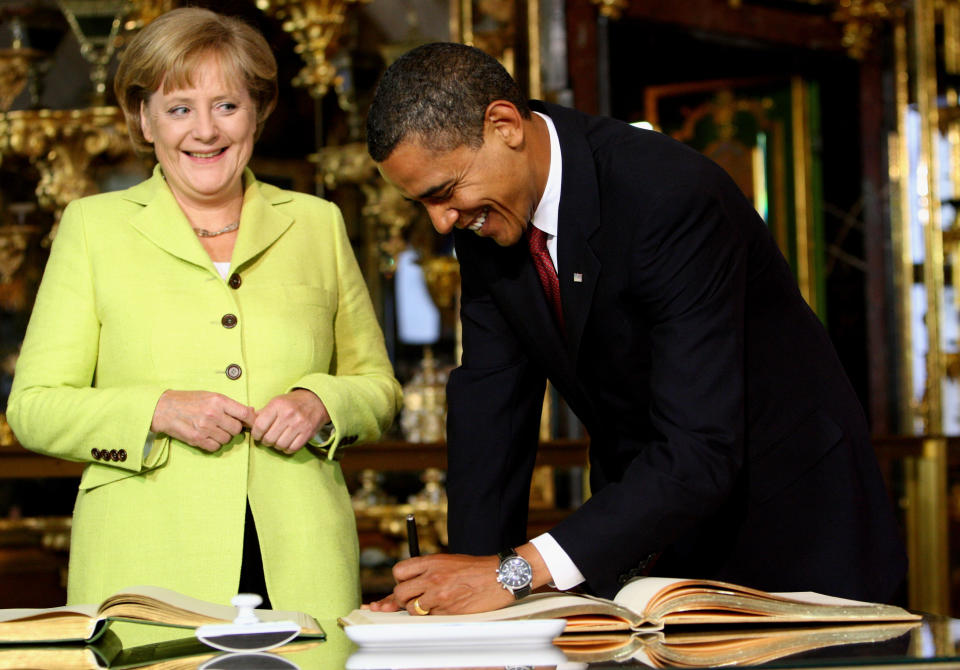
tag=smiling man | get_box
[366,42,906,615]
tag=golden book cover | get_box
[340,577,920,634]
[0,586,325,645]
[556,620,921,667]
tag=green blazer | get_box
[8,166,402,619]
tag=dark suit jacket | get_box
[445,101,906,603]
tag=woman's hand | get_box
[252,388,330,454]
[151,390,256,452]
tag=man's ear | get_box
[484,100,525,149]
[140,100,153,143]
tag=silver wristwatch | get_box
[496,548,533,599]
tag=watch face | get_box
[498,556,533,589]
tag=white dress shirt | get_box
[527,111,586,591]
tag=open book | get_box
[557,621,921,667]
[0,586,326,645]
[340,576,920,635]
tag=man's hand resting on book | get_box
[367,544,551,615]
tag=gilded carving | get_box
[0,107,130,234]
[255,0,368,98]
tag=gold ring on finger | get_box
[412,598,430,616]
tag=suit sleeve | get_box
[287,202,402,458]
[550,165,755,596]
[445,232,547,555]
[7,201,167,472]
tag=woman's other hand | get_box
[151,390,256,452]
[252,389,330,454]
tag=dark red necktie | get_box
[527,225,564,328]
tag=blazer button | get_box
[91,448,101,460]
[118,449,127,462]
[228,273,242,289]
[226,364,243,380]
[221,314,238,329]
[109,449,119,461]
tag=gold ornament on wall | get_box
[56,0,131,106]
[0,48,42,113]
[311,142,419,275]
[0,107,130,240]
[591,0,629,19]
[728,0,905,59]
[255,0,368,98]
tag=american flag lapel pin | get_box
[573,273,583,283]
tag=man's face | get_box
[377,131,536,247]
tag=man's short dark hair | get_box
[366,42,531,162]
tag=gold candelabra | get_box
[255,0,368,98]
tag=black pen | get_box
[406,513,420,558]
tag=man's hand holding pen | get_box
[368,537,553,615]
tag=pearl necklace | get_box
[193,221,239,237]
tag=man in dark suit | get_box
[365,42,906,615]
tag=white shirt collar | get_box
[531,111,562,239]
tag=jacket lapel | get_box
[230,172,294,270]
[468,236,581,399]
[124,166,213,271]
[545,102,602,372]
[122,166,294,273]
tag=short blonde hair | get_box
[114,7,278,155]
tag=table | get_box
[252,613,960,669]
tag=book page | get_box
[341,592,640,632]
[0,604,98,623]
[0,606,100,644]
[97,586,324,635]
[768,591,891,607]
[613,577,918,625]
[613,577,687,618]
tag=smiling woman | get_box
[138,58,256,242]
[5,6,401,629]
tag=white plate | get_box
[343,618,567,649]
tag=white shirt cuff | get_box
[144,432,156,460]
[531,533,585,591]
[313,422,334,444]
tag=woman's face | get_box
[140,54,256,210]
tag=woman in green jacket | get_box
[7,7,401,621]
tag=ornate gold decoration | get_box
[122,0,172,32]
[361,502,448,556]
[0,48,43,112]
[400,347,448,444]
[310,143,419,275]
[351,469,394,511]
[0,107,130,234]
[590,0,629,20]
[0,414,14,447]
[56,0,131,105]
[255,0,368,98]
[0,224,42,283]
[420,255,460,312]
[831,0,904,59]
[728,0,905,59]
